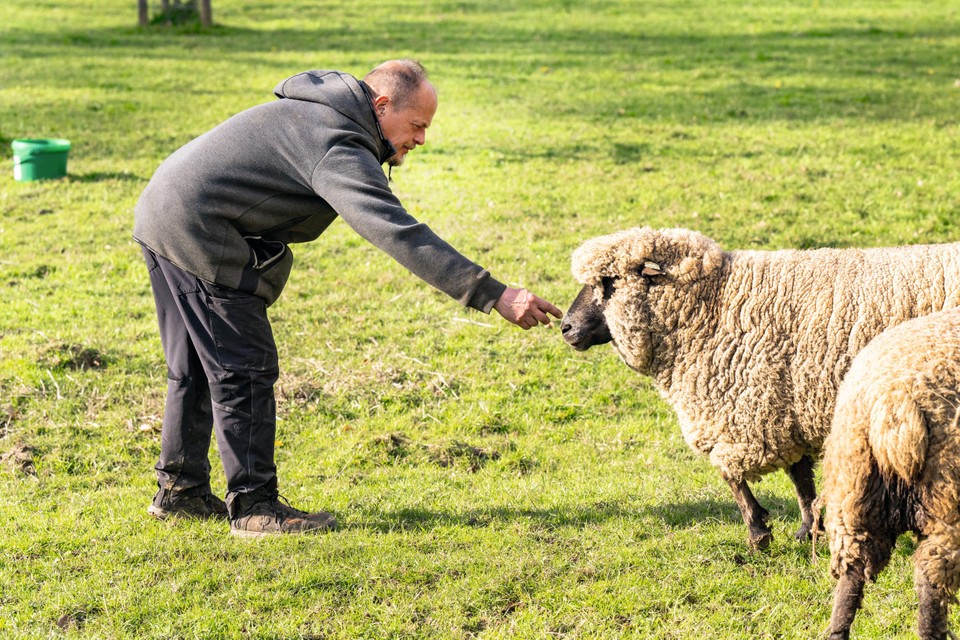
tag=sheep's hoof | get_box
[749,529,773,550]
[794,519,826,542]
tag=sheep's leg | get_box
[915,535,954,640]
[828,570,866,640]
[917,572,949,640]
[830,527,900,639]
[787,455,820,541]
[725,477,772,550]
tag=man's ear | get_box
[373,95,390,113]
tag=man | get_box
[133,59,562,538]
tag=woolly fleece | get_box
[571,227,960,483]
[823,306,960,599]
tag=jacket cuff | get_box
[468,275,508,314]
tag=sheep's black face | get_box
[561,284,613,351]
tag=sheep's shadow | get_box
[643,493,801,530]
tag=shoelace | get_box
[271,493,309,521]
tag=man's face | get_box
[376,82,437,167]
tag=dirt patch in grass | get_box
[1,443,36,476]
[0,404,17,438]
[40,343,108,371]
[5,263,54,286]
[365,432,500,472]
[56,607,99,632]
[428,440,500,471]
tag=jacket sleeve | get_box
[311,139,506,313]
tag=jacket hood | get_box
[273,69,396,163]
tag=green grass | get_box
[2,0,959,637]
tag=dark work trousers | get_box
[142,246,279,507]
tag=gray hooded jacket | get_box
[133,69,506,309]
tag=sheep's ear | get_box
[640,261,663,277]
[701,242,723,276]
[672,237,723,284]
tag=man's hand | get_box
[494,287,563,330]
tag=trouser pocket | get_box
[202,282,279,373]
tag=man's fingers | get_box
[529,308,551,325]
[532,297,562,324]
[530,296,562,318]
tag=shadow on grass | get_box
[4,18,958,124]
[68,171,149,183]
[349,492,801,534]
[646,493,800,528]
[352,502,643,533]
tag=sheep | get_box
[560,226,960,549]
[821,306,960,640]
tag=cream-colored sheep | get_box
[822,307,960,640]
[560,226,960,549]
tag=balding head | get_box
[363,59,433,111]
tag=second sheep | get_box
[821,306,960,640]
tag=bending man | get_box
[133,59,561,538]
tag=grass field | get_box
[2,0,959,637]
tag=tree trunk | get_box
[138,0,213,27]
[199,0,212,26]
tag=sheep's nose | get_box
[560,319,573,336]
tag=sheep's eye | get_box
[600,275,619,301]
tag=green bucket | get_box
[12,138,71,181]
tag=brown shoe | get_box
[147,488,228,521]
[230,494,336,538]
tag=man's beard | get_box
[387,153,405,167]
